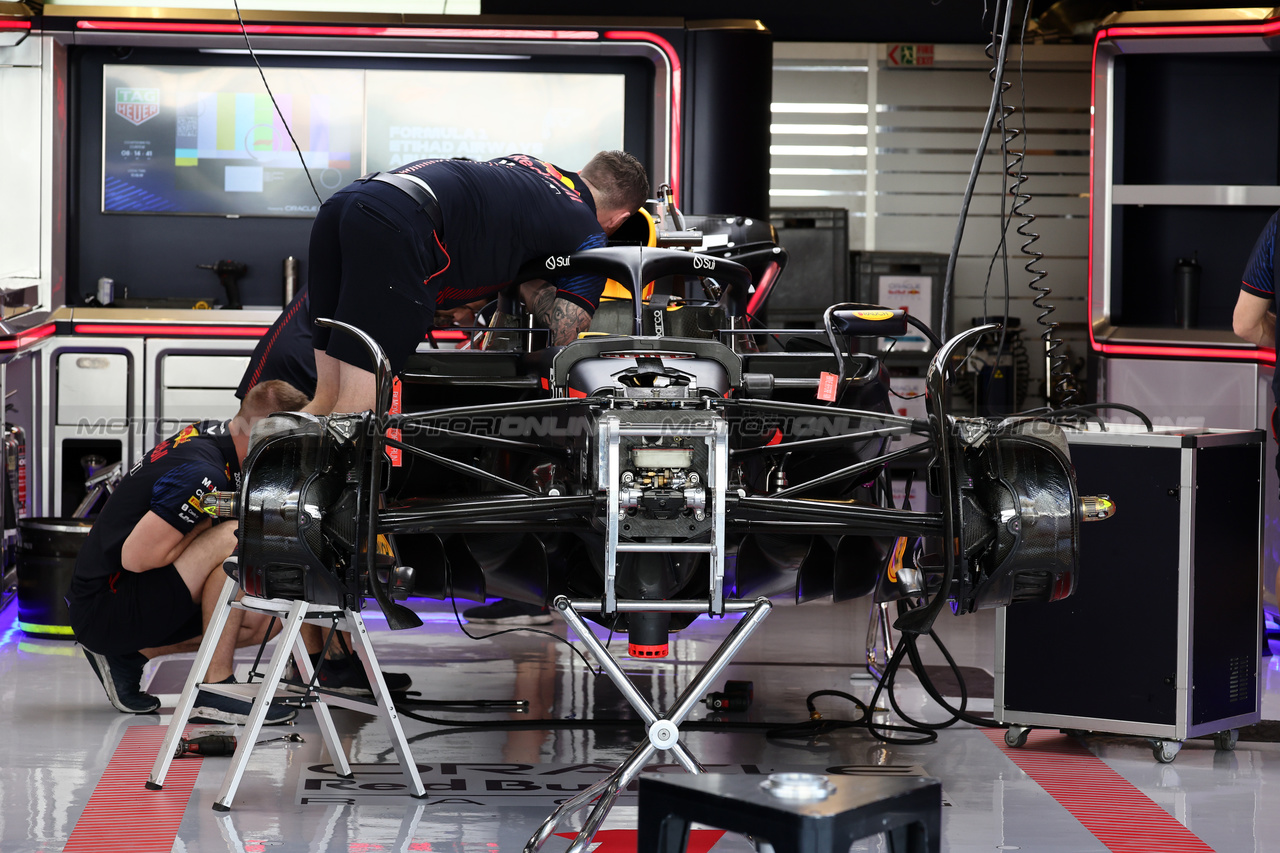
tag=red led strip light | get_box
[73,323,468,343]
[1086,28,1103,356]
[605,29,682,206]
[1106,20,1280,39]
[68,21,679,204]
[74,323,268,337]
[0,324,55,351]
[0,20,31,30]
[1089,19,1280,364]
[1095,342,1275,365]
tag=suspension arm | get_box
[730,495,944,538]
[378,495,598,535]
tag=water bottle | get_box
[282,256,298,307]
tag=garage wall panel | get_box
[770,42,1091,399]
[0,53,42,284]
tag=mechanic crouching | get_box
[67,380,309,723]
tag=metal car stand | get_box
[146,572,425,809]
[524,596,772,853]
[525,388,774,853]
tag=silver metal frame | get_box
[1090,26,1280,349]
[600,414,730,616]
[147,573,425,808]
[525,594,773,853]
[545,407,757,850]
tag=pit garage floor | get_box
[3,597,1280,853]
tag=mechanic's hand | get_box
[436,305,476,327]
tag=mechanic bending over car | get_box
[67,380,311,723]
[241,288,546,626]
[300,150,649,417]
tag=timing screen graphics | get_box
[101,64,625,219]
[102,65,363,217]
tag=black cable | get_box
[873,606,1004,736]
[903,630,1001,729]
[1051,403,1154,431]
[231,0,324,207]
[1010,7,1072,410]
[862,643,938,745]
[380,613,1015,756]
[295,618,341,703]
[390,688,942,751]
[597,614,619,676]
[1012,401,1154,432]
[987,5,1015,391]
[940,0,1016,342]
[443,563,599,675]
[882,339,924,404]
[245,614,279,683]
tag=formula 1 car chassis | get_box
[225,246,1105,852]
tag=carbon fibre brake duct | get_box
[225,320,423,630]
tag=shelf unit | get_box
[1087,10,1280,620]
[1090,11,1280,355]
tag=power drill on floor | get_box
[174,734,237,759]
[196,259,248,309]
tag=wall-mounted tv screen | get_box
[102,63,627,218]
[365,69,625,173]
[102,65,364,217]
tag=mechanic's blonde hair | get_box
[582,150,650,215]
[237,380,310,425]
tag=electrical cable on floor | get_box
[389,691,942,752]
[442,564,600,675]
[386,599,1010,755]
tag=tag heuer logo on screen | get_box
[115,88,160,126]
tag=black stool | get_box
[638,772,941,853]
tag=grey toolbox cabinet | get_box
[995,426,1264,763]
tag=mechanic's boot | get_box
[190,676,298,726]
[83,648,160,714]
[284,653,412,696]
[462,598,553,626]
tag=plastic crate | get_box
[852,251,949,354]
[766,208,850,324]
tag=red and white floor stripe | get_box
[985,729,1215,852]
[64,725,203,853]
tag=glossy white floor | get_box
[2,596,1279,853]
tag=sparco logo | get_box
[652,309,665,337]
[545,256,571,271]
[692,255,717,270]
